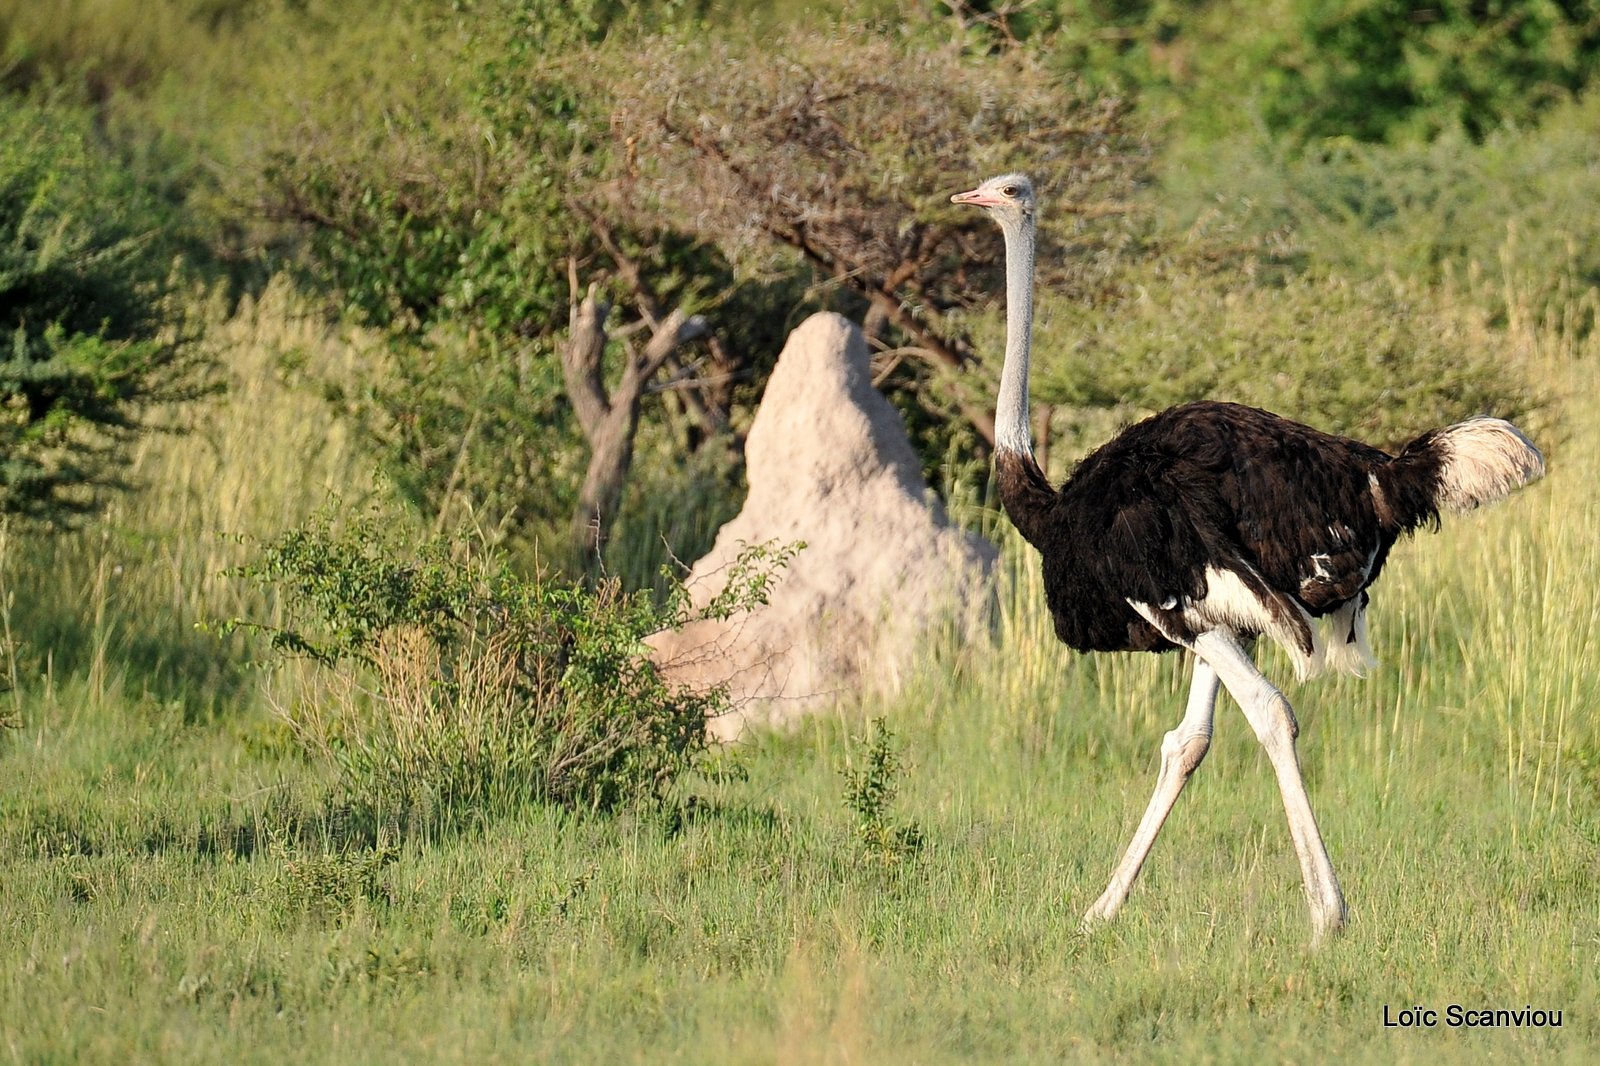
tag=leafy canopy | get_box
[0,93,207,519]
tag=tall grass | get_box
[0,237,1597,1064]
[0,278,382,714]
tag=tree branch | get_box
[560,260,612,441]
[670,124,998,447]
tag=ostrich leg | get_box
[1081,657,1219,930]
[1192,629,1348,941]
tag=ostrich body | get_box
[952,173,1544,940]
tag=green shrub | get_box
[271,840,398,922]
[225,510,793,825]
[1039,0,1600,145]
[1240,0,1600,143]
[1026,260,1537,452]
[0,92,208,519]
[840,718,923,868]
[1163,105,1600,331]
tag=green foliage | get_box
[1031,260,1536,450]
[245,2,769,569]
[1260,0,1600,143]
[259,73,582,339]
[224,510,794,823]
[0,0,256,100]
[1040,0,1600,145]
[692,539,805,623]
[347,332,584,563]
[1163,102,1600,330]
[840,718,924,867]
[272,839,398,921]
[0,93,207,518]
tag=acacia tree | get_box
[0,96,208,520]
[251,11,1149,572]
[594,30,1148,448]
[250,3,770,571]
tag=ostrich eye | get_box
[1001,185,1019,197]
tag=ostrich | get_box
[951,173,1544,940]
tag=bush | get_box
[1162,105,1600,332]
[1241,0,1600,143]
[1027,259,1538,452]
[840,718,923,869]
[0,92,208,519]
[271,840,398,922]
[1039,0,1600,145]
[225,510,791,825]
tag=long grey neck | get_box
[994,214,1036,458]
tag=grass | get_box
[0,279,380,714]
[2,274,1599,1063]
[2,649,1596,1062]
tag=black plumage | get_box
[998,400,1446,664]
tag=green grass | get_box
[2,638,1595,1063]
[3,351,1599,1064]
[2,261,1599,1064]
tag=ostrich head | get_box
[950,173,1035,230]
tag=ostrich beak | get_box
[951,187,1003,208]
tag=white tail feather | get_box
[1317,598,1377,679]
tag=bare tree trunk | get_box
[561,265,708,563]
[561,271,612,442]
[571,401,639,559]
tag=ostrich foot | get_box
[1079,894,1122,933]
